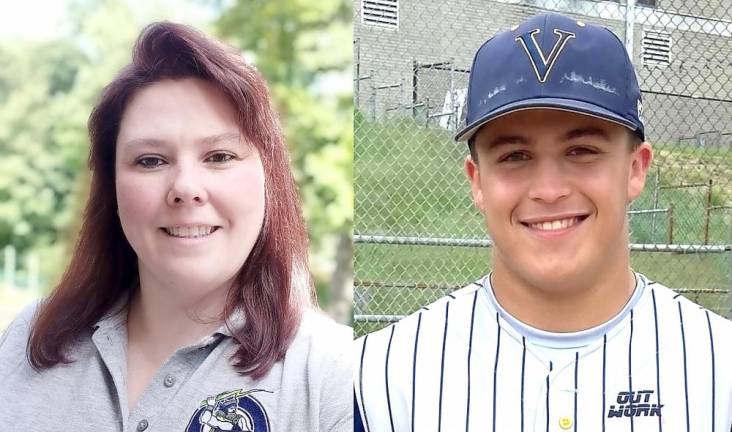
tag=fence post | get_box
[625,0,636,60]
[369,69,376,121]
[668,203,674,245]
[399,78,405,112]
[412,59,419,118]
[651,167,660,242]
[704,179,713,245]
[354,38,360,110]
[449,58,456,130]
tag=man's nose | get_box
[526,159,572,204]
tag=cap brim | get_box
[454,98,639,142]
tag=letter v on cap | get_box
[515,28,576,83]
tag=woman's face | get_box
[115,78,265,300]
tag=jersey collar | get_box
[484,272,647,349]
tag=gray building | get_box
[354,0,732,146]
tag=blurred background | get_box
[354,0,732,336]
[0,0,352,328]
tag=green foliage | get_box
[217,0,353,298]
[355,114,480,237]
[0,39,89,252]
[0,0,353,305]
[0,1,179,287]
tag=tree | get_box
[217,0,353,316]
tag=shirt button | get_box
[164,374,176,387]
[559,416,573,429]
[136,419,149,431]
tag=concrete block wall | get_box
[659,0,732,22]
[355,0,732,145]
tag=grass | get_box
[354,114,732,336]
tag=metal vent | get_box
[362,0,398,29]
[642,30,672,67]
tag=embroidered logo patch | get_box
[186,389,271,432]
[607,390,663,418]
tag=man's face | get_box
[465,109,652,290]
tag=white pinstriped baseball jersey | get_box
[355,272,732,432]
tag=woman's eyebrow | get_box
[122,132,242,149]
[196,132,242,146]
[122,137,166,149]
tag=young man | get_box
[355,13,732,431]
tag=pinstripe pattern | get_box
[355,275,732,432]
[651,288,663,432]
[521,336,526,432]
[359,334,371,432]
[602,333,607,432]
[492,313,501,432]
[437,302,450,432]
[411,313,423,432]
[629,309,634,432]
[466,290,479,432]
[706,310,716,431]
[574,352,579,432]
[385,325,396,432]
[678,302,690,432]
[546,361,553,432]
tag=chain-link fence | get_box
[353,0,732,336]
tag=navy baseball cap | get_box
[455,13,645,142]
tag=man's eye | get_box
[501,151,530,162]
[136,157,165,168]
[206,153,235,163]
[568,146,598,156]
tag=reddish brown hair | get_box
[28,22,313,378]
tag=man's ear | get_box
[465,155,485,212]
[628,142,653,202]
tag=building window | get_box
[362,0,398,29]
[642,30,672,67]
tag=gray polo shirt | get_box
[0,300,353,431]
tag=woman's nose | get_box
[166,165,208,206]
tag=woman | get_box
[0,22,352,431]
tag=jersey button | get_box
[164,374,176,387]
[558,416,573,429]
[136,419,149,431]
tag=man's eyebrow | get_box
[485,135,532,150]
[482,127,611,149]
[122,132,242,149]
[563,127,610,141]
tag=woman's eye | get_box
[136,156,165,168]
[501,151,530,163]
[206,153,235,163]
